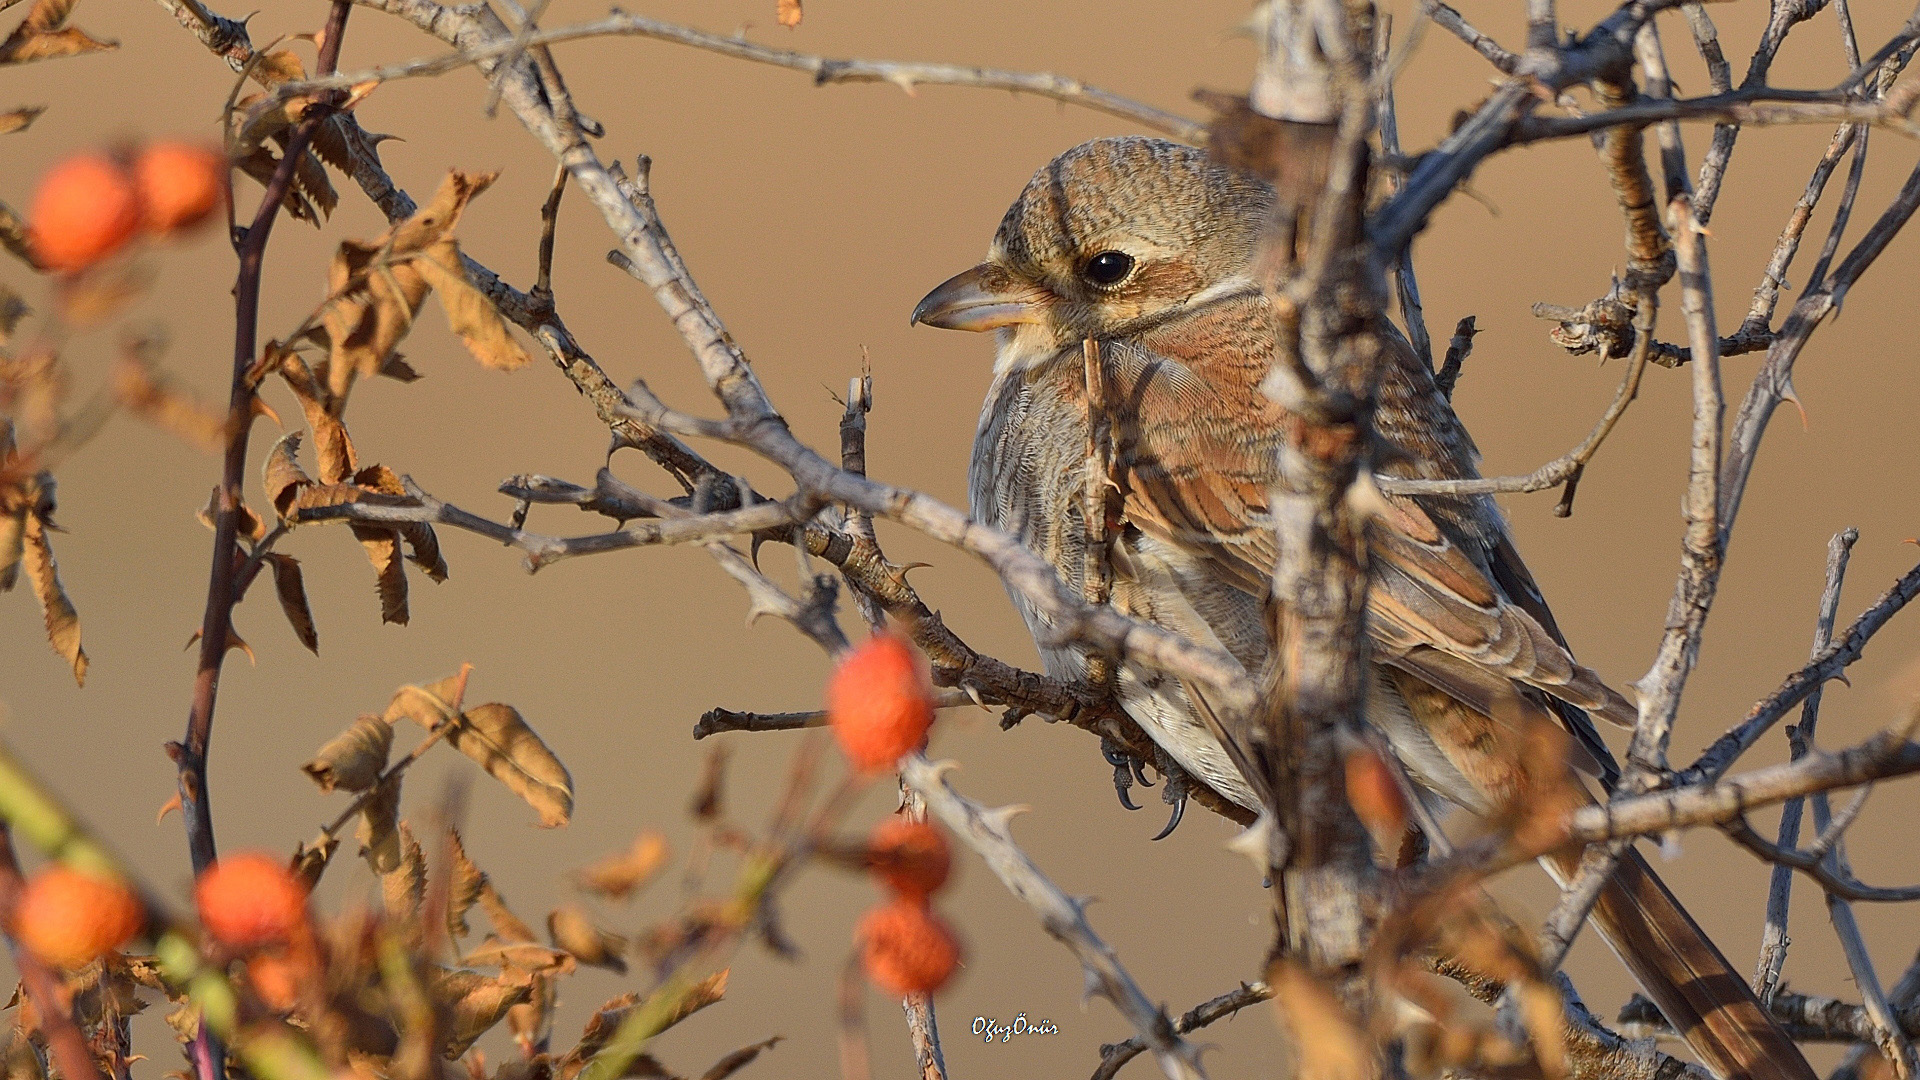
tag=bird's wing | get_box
[1104,296,1636,730]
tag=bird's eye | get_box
[1082,251,1135,287]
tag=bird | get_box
[911,134,1814,1080]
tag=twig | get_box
[1569,714,1920,843]
[1420,0,1519,73]
[1091,981,1272,1080]
[895,787,948,1080]
[1375,16,1432,370]
[1622,194,1721,780]
[1682,558,1920,785]
[281,10,1208,142]
[1754,528,1856,1001]
[175,0,353,903]
[1376,326,1647,502]
[693,689,979,740]
[899,754,1204,1080]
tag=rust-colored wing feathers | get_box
[1103,304,1635,729]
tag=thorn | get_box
[891,561,933,587]
[923,758,962,783]
[1081,967,1103,1009]
[750,532,767,569]
[982,804,1031,834]
[156,793,182,824]
[962,683,987,709]
[1226,812,1281,874]
[1780,376,1809,431]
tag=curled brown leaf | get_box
[302,713,393,793]
[573,833,670,902]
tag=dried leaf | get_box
[461,940,571,975]
[356,776,403,874]
[0,106,43,134]
[546,906,627,973]
[234,146,319,225]
[0,0,115,67]
[447,704,573,828]
[310,113,393,180]
[661,969,729,1033]
[280,141,336,222]
[698,1036,781,1080]
[262,432,314,519]
[266,553,319,653]
[390,171,496,253]
[478,881,536,944]
[22,510,83,684]
[431,968,532,1058]
[573,833,669,902]
[555,992,639,1080]
[56,262,153,327]
[352,523,409,625]
[114,356,228,452]
[302,713,393,792]
[274,349,356,483]
[377,354,421,382]
[775,0,802,27]
[290,833,339,893]
[0,200,30,268]
[0,283,27,343]
[446,828,485,940]
[197,486,269,545]
[1270,959,1371,1080]
[384,672,467,729]
[383,822,425,924]
[357,464,446,580]
[415,242,529,371]
[250,48,306,88]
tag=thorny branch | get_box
[141,0,1920,1076]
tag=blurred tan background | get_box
[3,1,1920,1077]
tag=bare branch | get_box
[1754,528,1857,1001]
[1091,981,1274,1080]
[900,756,1204,1080]
[285,11,1207,142]
[1682,558,1920,785]
[1571,715,1920,843]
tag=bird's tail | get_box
[1545,845,1816,1080]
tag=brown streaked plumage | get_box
[914,135,1814,1080]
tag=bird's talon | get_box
[1150,793,1186,841]
[1102,737,1141,812]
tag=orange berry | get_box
[1344,745,1411,847]
[867,819,951,901]
[26,154,142,274]
[134,141,226,235]
[858,898,961,996]
[246,949,304,1012]
[195,852,309,949]
[11,865,144,969]
[827,633,934,774]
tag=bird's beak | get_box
[910,263,1049,332]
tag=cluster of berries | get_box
[12,850,308,1008]
[26,142,227,274]
[825,632,964,996]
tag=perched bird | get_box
[912,135,1813,1080]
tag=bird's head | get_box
[911,136,1272,369]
